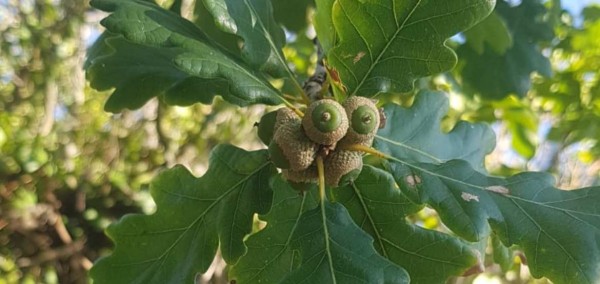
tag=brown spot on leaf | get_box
[461,192,480,202]
[485,185,510,195]
[405,174,422,187]
[353,51,366,64]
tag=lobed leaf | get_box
[229,176,319,284]
[463,11,512,55]
[314,0,336,53]
[87,0,282,112]
[281,201,410,283]
[270,0,313,32]
[335,166,480,283]
[90,145,276,284]
[327,0,495,97]
[388,159,600,284]
[203,0,289,77]
[457,0,553,99]
[191,0,242,56]
[374,90,496,172]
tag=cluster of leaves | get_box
[0,1,268,283]
[80,0,600,283]
[531,5,600,158]
[450,0,600,164]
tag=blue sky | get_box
[563,0,600,14]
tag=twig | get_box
[303,38,329,102]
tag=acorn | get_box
[257,110,278,145]
[275,107,299,130]
[324,150,363,187]
[282,166,318,184]
[302,99,348,145]
[340,96,380,146]
[269,120,317,171]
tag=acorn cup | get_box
[275,107,299,131]
[257,108,300,146]
[282,166,318,184]
[268,120,317,171]
[302,99,349,146]
[324,149,363,187]
[339,96,380,147]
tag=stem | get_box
[281,98,304,117]
[339,144,389,159]
[316,154,336,283]
[317,155,326,201]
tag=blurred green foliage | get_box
[0,1,268,283]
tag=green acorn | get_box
[269,120,317,171]
[324,150,363,187]
[340,96,380,146]
[302,99,348,145]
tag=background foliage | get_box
[0,0,599,283]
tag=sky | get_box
[563,0,600,14]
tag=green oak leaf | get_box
[314,0,336,53]
[271,0,314,32]
[87,0,282,112]
[335,166,480,284]
[281,201,410,283]
[374,90,496,172]
[388,159,600,284]
[169,0,182,13]
[327,0,495,97]
[229,176,319,284]
[86,34,230,111]
[457,0,553,99]
[192,0,242,56]
[90,145,276,284]
[203,0,290,78]
[463,12,513,55]
[491,233,513,272]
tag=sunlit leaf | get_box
[388,159,600,284]
[328,0,495,97]
[314,0,336,53]
[374,90,496,172]
[335,166,480,283]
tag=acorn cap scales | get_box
[302,99,349,146]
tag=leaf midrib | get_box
[389,155,598,282]
[245,193,310,282]
[346,0,422,96]
[321,203,337,284]
[351,182,389,258]
[241,0,304,95]
[509,198,590,283]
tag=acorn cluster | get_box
[258,96,380,188]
